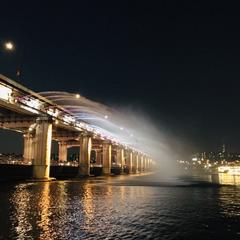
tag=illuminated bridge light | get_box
[47,108,59,117]
[62,115,75,124]
[75,94,80,99]
[0,84,12,101]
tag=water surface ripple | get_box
[0,174,240,240]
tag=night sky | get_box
[1,1,240,156]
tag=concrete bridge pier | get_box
[144,156,147,171]
[148,158,151,171]
[132,153,139,173]
[145,158,149,171]
[23,132,34,164]
[58,142,68,162]
[95,149,102,165]
[102,142,112,175]
[32,117,52,179]
[78,135,92,176]
[126,151,133,173]
[116,147,124,172]
[149,159,153,170]
[142,156,145,171]
[139,155,143,173]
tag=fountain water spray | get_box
[39,91,179,175]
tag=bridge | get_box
[0,74,154,179]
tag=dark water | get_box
[1,173,240,240]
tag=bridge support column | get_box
[58,142,67,162]
[146,158,149,171]
[102,142,111,175]
[143,156,147,172]
[23,132,34,163]
[129,152,133,173]
[133,153,139,173]
[32,117,52,179]
[116,147,124,172]
[149,159,153,170]
[147,158,150,171]
[126,151,133,173]
[96,150,102,165]
[79,135,92,176]
[139,155,143,172]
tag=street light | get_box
[4,41,14,51]
[3,41,22,78]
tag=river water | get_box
[0,173,240,240]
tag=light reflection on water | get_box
[1,175,240,239]
[218,173,240,185]
[10,183,33,239]
[215,174,240,218]
[218,186,240,218]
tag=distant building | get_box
[178,143,240,172]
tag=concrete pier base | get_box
[59,142,67,162]
[133,153,139,173]
[116,147,124,173]
[32,117,52,179]
[102,142,112,175]
[23,132,34,164]
[78,135,92,176]
[139,155,143,173]
[126,151,133,173]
